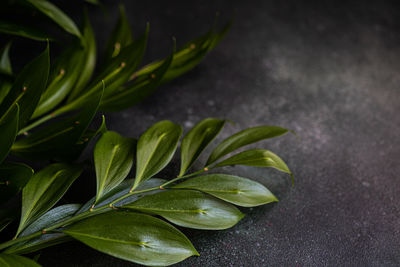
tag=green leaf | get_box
[25,0,81,38]
[179,118,225,176]
[0,42,12,75]
[173,174,278,207]
[91,25,149,99]
[104,4,132,60]
[214,149,292,176]
[0,21,52,41]
[0,254,40,267]
[0,104,18,163]
[16,163,82,236]
[134,120,182,189]
[206,126,289,166]
[94,131,136,202]
[0,162,33,204]
[0,209,17,233]
[5,204,81,255]
[77,178,166,214]
[99,41,174,112]
[63,211,198,266]
[67,10,96,101]
[32,41,85,118]
[11,88,102,161]
[0,44,49,129]
[124,190,244,230]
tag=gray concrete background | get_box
[35,0,400,266]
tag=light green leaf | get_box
[5,204,81,255]
[94,131,136,202]
[0,254,40,267]
[179,118,225,176]
[173,174,278,207]
[0,44,49,129]
[0,162,33,204]
[64,211,198,266]
[25,0,81,38]
[99,40,174,112]
[0,104,18,164]
[124,190,244,230]
[206,126,289,165]
[32,41,85,118]
[0,21,52,41]
[214,149,292,176]
[134,120,182,189]
[16,163,82,236]
[67,10,96,101]
[11,88,102,161]
[104,4,132,60]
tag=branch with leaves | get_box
[0,118,292,266]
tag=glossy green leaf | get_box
[0,42,12,75]
[134,120,182,189]
[124,190,244,230]
[206,126,289,166]
[91,25,149,98]
[99,42,174,112]
[0,162,33,204]
[0,44,49,129]
[179,118,225,176]
[5,204,81,255]
[173,174,278,207]
[214,149,292,175]
[67,10,96,101]
[11,88,102,161]
[94,131,136,202]
[64,211,198,266]
[16,163,82,236]
[77,178,166,214]
[0,43,13,104]
[25,0,81,38]
[104,4,132,60]
[32,41,85,118]
[0,254,40,267]
[0,104,18,164]
[0,21,51,41]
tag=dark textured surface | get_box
[19,0,400,266]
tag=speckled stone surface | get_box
[32,0,400,266]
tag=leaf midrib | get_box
[98,144,120,198]
[65,231,146,247]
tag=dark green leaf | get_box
[16,163,82,236]
[0,104,18,163]
[0,42,12,75]
[0,21,52,41]
[77,178,166,214]
[214,149,292,176]
[25,0,81,38]
[0,254,40,267]
[11,88,102,161]
[5,204,81,255]
[0,44,49,129]
[67,10,96,101]
[99,42,174,112]
[124,190,244,230]
[0,162,33,203]
[179,118,225,176]
[104,4,132,60]
[32,41,85,118]
[206,126,289,166]
[64,211,198,266]
[173,174,278,207]
[94,131,136,202]
[134,120,182,189]
[0,209,18,233]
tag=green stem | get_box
[0,168,208,252]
